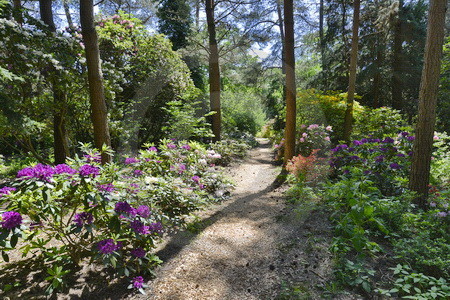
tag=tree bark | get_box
[63,0,74,29]
[80,0,112,163]
[409,0,447,208]
[276,0,286,75]
[372,38,383,108]
[319,0,325,71]
[391,0,404,111]
[205,0,221,142]
[283,0,296,165]
[39,0,70,164]
[12,0,23,25]
[343,0,360,142]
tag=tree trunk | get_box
[408,0,447,209]
[276,0,286,75]
[205,0,221,142]
[63,0,74,29]
[12,0,23,25]
[319,0,325,71]
[80,0,112,163]
[283,0,296,165]
[392,0,404,111]
[343,0,360,142]
[39,0,70,164]
[195,0,200,30]
[373,39,383,108]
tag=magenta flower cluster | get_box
[124,157,139,165]
[98,183,115,192]
[73,212,93,227]
[130,247,146,258]
[1,211,22,229]
[0,186,16,196]
[132,276,145,289]
[97,238,123,254]
[79,164,100,177]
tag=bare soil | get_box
[1,139,343,300]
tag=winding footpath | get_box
[131,139,333,300]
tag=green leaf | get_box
[10,234,18,248]
[1,251,9,262]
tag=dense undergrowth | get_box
[0,138,250,296]
[265,90,450,298]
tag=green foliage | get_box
[352,107,412,140]
[97,12,199,147]
[221,86,266,137]
[377,265,450,299]
[157,0,192,51]
[325,130,450,295]
[162,100,214,141]
[0,140,234,295]
[430,132,450,186]
[437,37,450,134]
[295,89,365,142]
[334,259,375,294]
[207,139,251,166]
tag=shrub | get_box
[352,107,412,140]
[0,140,232,294]
[295,89,365,142]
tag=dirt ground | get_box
[1,139,344,300]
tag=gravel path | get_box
[132,139,333,300]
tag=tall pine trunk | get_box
[39,0,70,164]
[63,0,74,29]
[343,0,360,142]
[80,0,112,163]
[12,0,23,25]
[283,0,296,165]
[408,0,447,208]
[319,0,325,71]
[205,0,221,142]
[391,0,404,111]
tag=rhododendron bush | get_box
[0,140,231,293]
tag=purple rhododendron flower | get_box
[130,220,150,235]
[136,205,151,218]
[382,137,395,144]
[1,211,22,229]
[396,153,406,157]
[54,164,77,175]
[166,143,176,149]
[375,155,385,163]
[83,153,101,163]
[353,140,363,146]
[114,202,136,215]
[98,183,115,192]
[79,164,100,177]
[127,183,140,193]
[436,212,447,217]
[17,167,34,179]
[0,187,16,196]
[149,222,163,234]
[32,164,55,181]
[124,157,139,164]
[97,239,122,254]
[400,131,409,137]
[181,144,191,150]
[389,163,402,170]
[192,176,200,183]
[134,170,143,176]
[407,136,415,141]
[130,247,146,258]
[148,146,158,152]
[73,212,93,227]
[132,276,145,289]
